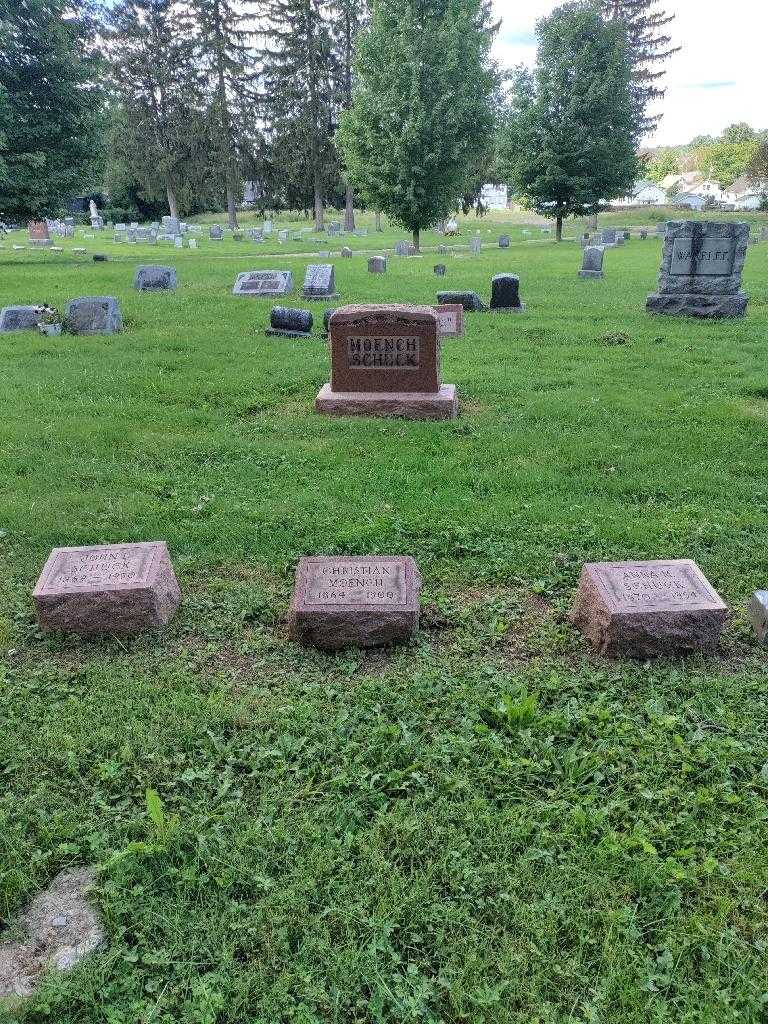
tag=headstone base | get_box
[265,328,313,338]
[29,239,53,248]
[646,292,748,318]
[578,270,604,279]
[490,304,525,313]
[315,383,458,421]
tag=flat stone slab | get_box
[436,290,485,312]
[289,555,421,650]
[0,867,104,1001]
[315,382,458,420]
[0,305,40,332]
[64,296,122,334]
[134,265,177,291]
[569,559,727,658]
[646,293,748,318]
[33,541,181,636]
[233,270,292,297]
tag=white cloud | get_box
[491,0,767,145]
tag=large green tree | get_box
[602,0,679,134]
[499,2,638,241]
[337,0,498,251]
[330,0,369,230]
[0,0,103,219]
[259,0,338,231]
[106,0,210,220]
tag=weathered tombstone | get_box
[134,265,177,291]
[247,228,264,242]
[490,274,524,312]
[315,304,458,420]
[341,246,353,258]
[278,229,289,242]
[301,264,338,299]
[263,220,273,234]
[188,238,198,250]
[615,234,625,246]
[29,220,53,247]
[436,290,485,312]
[579,246,604,279]
[33,541,181,636]
[432,303,464,338]
[407,244,417,256]
[232,270,293,297]
[601,228,617,246]
[761,227,768,242]
[469,236,481,254]
[368,256,387,273]
[0,305,41,332]
[748,591,768,641]
[167,216,180,236]
[640,229,648,240]
[209,224,223,240]
[499,235,510,248]
[433,264,446,276]
[265,306,313,338]
[394,241,409,256]
[64,296,123,334]
[288,555,421,650]
[569,559,727,658]
[174,237,183,249]
[437,244,448,255]
[646,220,749,318]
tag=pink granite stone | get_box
[289,555,421,650]
[33,541,181,636]
[569,559,727,658]
[431,303,465,338]
[315,382,457,420]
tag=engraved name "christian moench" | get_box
[347,336,420,368]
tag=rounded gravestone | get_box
[266,306,313,337]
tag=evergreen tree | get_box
[330,0,369,229]
[259,0,337,231]
[191,0,261,228]
[0,0,104,218]
[499,2,638,241]
[337,0,498,252]
[106,0,210,220]
[603,0,679,134]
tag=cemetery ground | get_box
[0,212,767,1022]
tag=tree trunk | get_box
[344,184,355,231]
[166,183,179,220]
[412,228,420,252]
[313,172,324,232]
[556,216,563,242]
[226,182,238,230]
[375,210,382,231]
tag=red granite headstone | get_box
[569,559,727,658]
[33,541,181,635]
[315,304,458,419]
[289,555,421,650]
[28,221,52,247]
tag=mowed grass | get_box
[0,214,767,1022]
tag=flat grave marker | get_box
[569,558,727,658]
[64,296,122,335]
[288,555,421,650]
[0,305,41,332]
[33,541,181,636]
[233,270,293,297]
[134,265,177,291]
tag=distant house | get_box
[480,184,509,210]
[674,193,707,211]
[610,179,667,206]
[694,179,729,204]
[728,174,767,210]
[660,171,701,193]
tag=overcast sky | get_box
[491,0,765,146]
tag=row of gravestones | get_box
[0,298,122,334]
[578,220,752,318]
[28,540,768,657]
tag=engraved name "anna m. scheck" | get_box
[347,335,420,368]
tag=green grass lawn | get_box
[0,214,767,1023]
